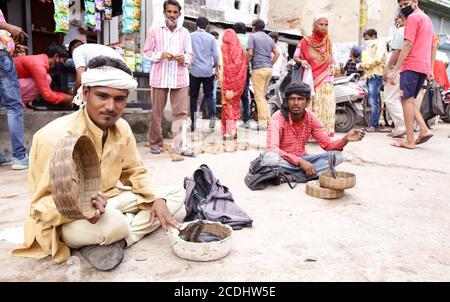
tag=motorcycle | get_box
[441,88,450,123]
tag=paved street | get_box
[1,122,450,281]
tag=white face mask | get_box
[365,40,376,48]
[165,17,178,27]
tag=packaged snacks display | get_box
[84,0,96,27]
[104,0,112,20]
[122,0,141,33]
[95,0,104,11]
[53,0,70,33]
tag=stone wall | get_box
[0,109,153,158]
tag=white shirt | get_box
[72,43,125,69]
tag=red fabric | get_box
[434,60,450,90]
[221,29,247,136]
[266,111,346,165]
[297,29,333,89]
[13,54,69,104]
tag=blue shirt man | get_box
[189,17,219,131]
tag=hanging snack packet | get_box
[95,0,104,11]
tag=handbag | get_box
[420,81,445,123]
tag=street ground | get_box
[1,121,450,282]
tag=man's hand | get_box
[298,160,316,177]
[5,24,28,43]
[87,192,108,224]
[173,54,185,64]
[13,44,28,56]
[161,52,174,61]
[388,70,399,85]
[344,129,365,142]
[61,95,75,108]
[427,71,435,82]
[149,199,181,234]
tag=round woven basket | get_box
[319,171,356,190]
[169,220,233,262]
[306,180,345,199]
[49,135,100,220]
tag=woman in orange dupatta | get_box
[221,29,247,141]
[294,14,336,136]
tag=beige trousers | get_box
[384,78,406,136]
[150,87,189,152]
[61,187,184,249]
[252,68,272,127]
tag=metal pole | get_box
[359,0,368,47]
[25,0,33,54]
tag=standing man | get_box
[247,19,280,130]
[383,12,407,139]
[233,22,251,128]
[143,0,196,157]
[189,17,218,132]
[360,29,389,132]
[389,0,436,149]
[0,9,29,169]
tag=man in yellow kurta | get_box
[12,56,184,270]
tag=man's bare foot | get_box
[391,140,415,149]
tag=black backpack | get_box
[183,164,253,230]
[244,154,297,191]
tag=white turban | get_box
[73,66,138,106]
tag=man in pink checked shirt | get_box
[262,82,365,183]
[143,0,196,158]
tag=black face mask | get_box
[401,5,415,18]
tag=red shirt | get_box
[13,54,69,104]
[402,10,435,75]
[266,111,346,165]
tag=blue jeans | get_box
[261,151,344,183]
[367,75,383,128]
[241,68,251,123]
[0,52,26,160]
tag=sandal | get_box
[80,242,124,271]
[415,134,433,145]
[180,148,197,158]
[149,146,161,154]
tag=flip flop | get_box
[80,242,124,271]
[415,134,433,145]
[149,146,161,154]
[391,141,415,150]
[180,148,197,158]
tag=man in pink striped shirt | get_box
[263,82,365,183]
[143,0,195,157]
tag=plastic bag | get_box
[302,68,315,96]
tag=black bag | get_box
[421,81,445,123]
[183,165,253,230]
[291,63,304,85]
[244,154,297,191]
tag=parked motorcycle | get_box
[441,88,450,123]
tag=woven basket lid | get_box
[319,171,356,190]
[49,135,100,220]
